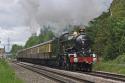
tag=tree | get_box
[25,35,39,48]
[87,13,125,60]
[24,25,55,48]
[11,44,23,58]
[39,26,55,43]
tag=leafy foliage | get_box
[25,36,39,48]
[11,44,23,58]
[115,53,125,63]
[25,26,55,48]
[38,26,55,43]
[87,0,125,60]
[111,0,125,18]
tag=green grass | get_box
[0,59,23,83]
[93,53,125,74]
[93,61,125,74]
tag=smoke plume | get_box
[18,0,112,34]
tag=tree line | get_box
[86,0,125,60]
[11,0,125,61]
[11,26,55,58]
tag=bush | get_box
[115,53,125,64]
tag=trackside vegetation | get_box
[0,59,23,83]
[94,61,125,74]
[87,0,125,60]
[89,0,125,73]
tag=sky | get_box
[0,0,113,52]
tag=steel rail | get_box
[14,62,93,83]
[89,71,125,82]
[14,61,125,82]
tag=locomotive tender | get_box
[17,29,96,71]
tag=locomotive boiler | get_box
[17,28,96,71]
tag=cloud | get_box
[0,26,31,51]
[0,0,113,28]
[18,0,112,34]
[0,0,113,29]
[0,0,23,28]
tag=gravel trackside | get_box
[9,63,58,83]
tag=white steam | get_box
[18,0,112,34]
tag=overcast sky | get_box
[0,0,112,51]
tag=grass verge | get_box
[0,59,23,83]
[93,61,125,74]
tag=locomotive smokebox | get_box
[75,34,90,51]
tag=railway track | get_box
[14,62,93,83]
[88,71,125,82]
[14,62,125,83]
[58,66,125,82]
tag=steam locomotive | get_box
[17,28,96,71]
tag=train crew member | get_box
[79,28,86,35]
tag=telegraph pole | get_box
[7,38,10,52]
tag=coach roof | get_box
[18,40,53,52]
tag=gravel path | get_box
[9,62,58,83]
